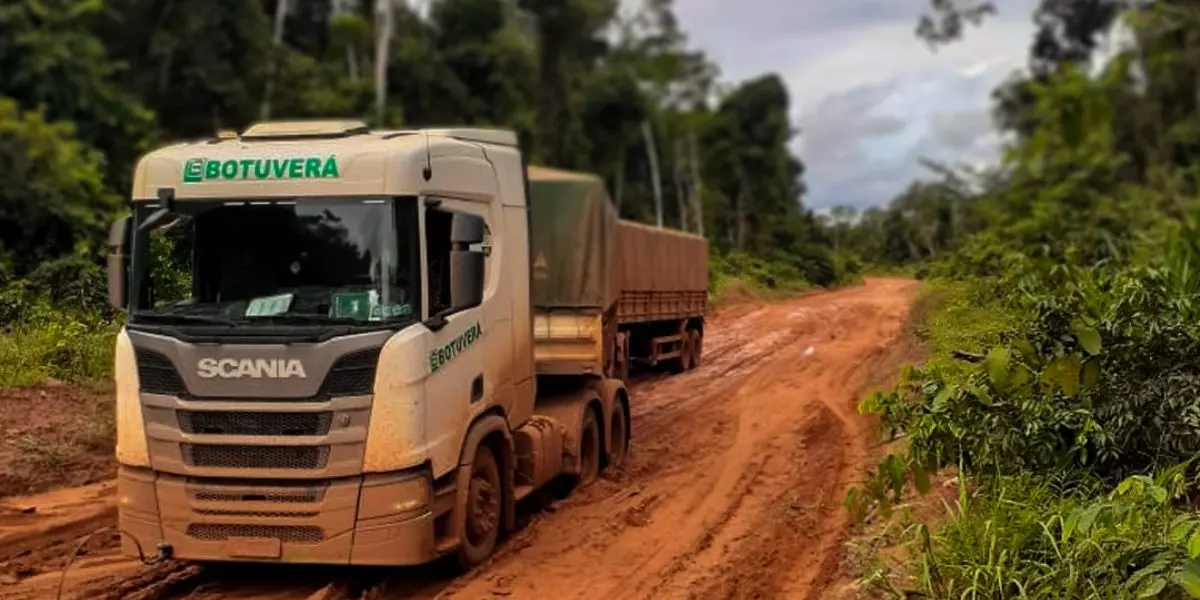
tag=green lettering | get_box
[288,159,303,178]
[183,159,204,183]
[221,160,239,179]
[304,158,321,178]
[205,160,221,179]
[253,159,270,179]
[271,159,287,178]
[321,156,339,178]
[239,159,255,179]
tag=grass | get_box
[0,319,119,388]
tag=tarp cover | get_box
[527,165,710,309]
[613,220,709,292]
[528,166,616,309]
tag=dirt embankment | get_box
[0,277,918,600]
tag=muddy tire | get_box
[689,329,703,368]
[607,400,630,470]
[613,332,630,382]
[673,334,693,373]
[577,408,601,484]
[457,444,502,569]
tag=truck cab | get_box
[106,120,630,568]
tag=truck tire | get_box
[614,332,630,382]
[607,399,629,470]
[577,408,601,484]
[689,329,703,368]
[457,444,502,568]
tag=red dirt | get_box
[0,381,117,498]
[0,277,918,600]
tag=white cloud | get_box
[665,0,1039,210]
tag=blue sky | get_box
[664,0,1042,211]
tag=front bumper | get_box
[117,465,437,566]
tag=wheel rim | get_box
[466,459,500,546]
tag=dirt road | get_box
[0,277,917,600]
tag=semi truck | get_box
[104,120,708,569]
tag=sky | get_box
[667,0,1041,212]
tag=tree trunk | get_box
[346,44,359,82]
[374,0,394,125]
[642,120,664,228]
[673,137,688,232]
[260,0,290,120]
[614,149,626,213]
[688,127,704,237]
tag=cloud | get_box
[666,0,1039,210]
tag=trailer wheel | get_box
[689,329,703,368]
[457,444,502,568]
[613,332,630,382]
[607,400,630,470]
[673,334,693,373]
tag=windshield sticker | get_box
[430,322,483,374]
[371,303,413,320]
[330,291,375,320]
[245,293,294,317]
[182,156,340,183]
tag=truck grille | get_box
[182,444,329,470]
[135,349,187,396]
[320,348,379,396]
[186,524,324,544]
[178,411,333,436]
[191,487,326,504]
[132,347,379,399]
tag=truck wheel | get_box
[457,444,502,568]
[577,408,601,483]
[607,400,629,470]
[614,332,630,382]
[674,334,693,373]
[689,329,703,368]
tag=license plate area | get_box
[224,536,282,559]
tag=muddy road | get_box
[0,278,917,600]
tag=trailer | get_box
[104,121,709,570]
[527,166,708,383]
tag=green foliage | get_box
[868,470,1200,599]
[0,97,121,278]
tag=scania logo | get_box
[196,358,307,379]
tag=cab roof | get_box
[130,120,519,201]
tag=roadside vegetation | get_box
[842,2,1200,598]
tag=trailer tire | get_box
[689,329,703,368]
[457,444,502,569]
[674,334,693,373]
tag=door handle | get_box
[471,375,484,403]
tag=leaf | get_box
[1013,339,1039,363]
[932,386,953,411]
[1073,322,1102,355]
[1188,531,1200,560]
[911,459,931,495]
[1139,578,1167,598]
[1043,354,1083,398]
[1081,358,1101,391]
[1175,560,1200,598]
[1078,504,1101,535]
[986,346,1011,389]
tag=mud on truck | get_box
[104,120,708,568]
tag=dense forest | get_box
[841,1,1200,598]
[0,0,853,386]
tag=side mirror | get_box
[450,212,485,245]
[449,213,486,310]
[107,217,131,310]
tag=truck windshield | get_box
[128,196,420,327]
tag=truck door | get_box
[422,198,491,475]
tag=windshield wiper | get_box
[132,312,236,326]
